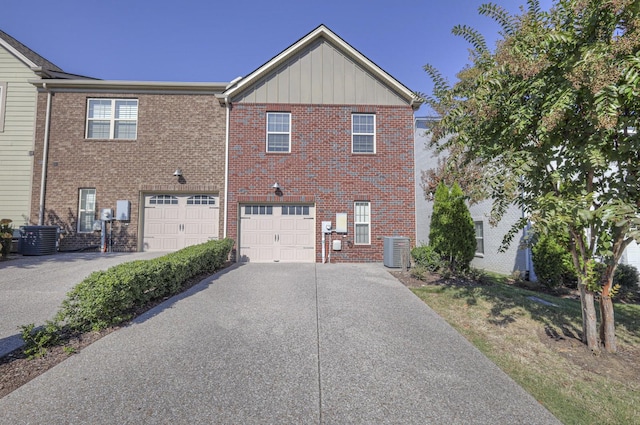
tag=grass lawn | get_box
[403,272,640,425]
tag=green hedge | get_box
[56,238,234,332]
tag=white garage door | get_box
[239,204,315,262]
[143,194,219,251]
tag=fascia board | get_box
[29,79,228,94]
[0,38,38,69]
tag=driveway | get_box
[0,251,167,356]
[0,263,560,424]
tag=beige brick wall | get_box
[30,91,226,251]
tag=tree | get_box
[429,182,477,271]
[424,0,640,353]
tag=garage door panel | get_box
[143,194,219,252]
[239,205,315,263]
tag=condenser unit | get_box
[383,236,410,268]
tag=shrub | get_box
[411,245,443,272]
[56,238,234,332]
[531,233,576,289]
[429,182,476,271]
[614,263,639,289]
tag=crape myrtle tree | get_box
[423,0,640,353]
[429,182,477,272]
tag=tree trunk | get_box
[579,283,599,352]
[599,296,616,353]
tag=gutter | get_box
[222,96,230,238]
[38,83,52,225]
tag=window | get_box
[266,112,291,152]
[149,195,178,205]
[86,99,138,139]
[475,221,484,255]
[78,189,97,233]
[282,205,310,215]
[0,82,7,132]
[352,114,375,153]
[244,205,273,215]
[187,195,216,205]
[354,201,371,244]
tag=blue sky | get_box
[3,0,553,113]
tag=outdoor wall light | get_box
[173,169,183,177]
[272,182,283,196]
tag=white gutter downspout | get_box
[222,96,230,238]
[38,83,52,225]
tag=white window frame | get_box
[474,221,484,256]
[0,82,7,132]
[352,113,376,154]
[354,201,371,245]
[78,188,97,233]
[266,112,291,153]
[86,98,138,140]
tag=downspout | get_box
[38,83,52,225]
[223,96,230,238]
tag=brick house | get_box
[26,25,419,261]
[29,80,227,252]
[220,25,420,262]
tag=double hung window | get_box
[0,82,6,132]
[352,114,375,153]
[354,201,371,244]
[266,112,291,152]
[78,189,97,233]
[474,221,484,255]
[86,99,138,139]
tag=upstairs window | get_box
[86,99,138,139]
[266,112,291,152]
[352,114,375,153]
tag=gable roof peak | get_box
[222,24,420,109]
[0,29,63,75]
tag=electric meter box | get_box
[100,208,113,221]
[322,221,332,234]
[116,200,131,221]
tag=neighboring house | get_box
[0,30,85,227]
[220,25,420,263]
[29,80,227,252]
[415,116,639,276]
[414,117,531,277]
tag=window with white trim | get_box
[78,188,97,233]
[474,221,484,255]
[352,114,375,153]
[86,98,138,139]
[354,201,371,244]
[149,195,178,205]
[0,82,7,132]
[266,112,291,152]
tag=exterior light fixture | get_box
[272,182,281,190]
[173,169,183,177]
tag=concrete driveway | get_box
[0,251,167,356]
[0,262,560,424]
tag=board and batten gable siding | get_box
[0,46,38,226]
[232,39,408,106]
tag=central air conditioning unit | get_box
[383,236,411,268]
